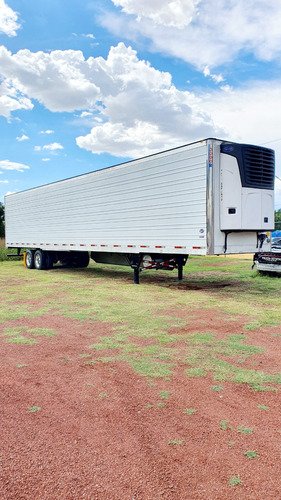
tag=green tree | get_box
[275,209,281,231]
[0,202,5,238]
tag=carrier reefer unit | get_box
[5,138,275,283]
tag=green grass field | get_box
[1,254,281,389]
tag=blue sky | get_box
[1,0,281,206]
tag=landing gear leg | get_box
[177,256,183,281]
[176,255,188,281]
[127,254,142,284]
[134,267,140,285]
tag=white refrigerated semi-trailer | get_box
[5,138,275,283]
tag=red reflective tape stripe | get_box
[192,246,201,249]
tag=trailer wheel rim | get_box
[26,253,32,267]
[34,251,42,269]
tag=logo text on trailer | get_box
[208,145,213,168]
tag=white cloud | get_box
[16,134,29,141]
[0,160,29,172]
[105,0,281,69]
[200,81,281,147]
[79,111,93,118]
[203,66,224,84]
[42,158,50,162]
[0,0,20,37]
[35,142,64,152]
[76,43,223,156]
[0,80,33,118]
[0,42,223,156]
[5,190,17,196]
[0,179,8,183]
[0,46,100,112]
[40,129,54,135]
[0,40,280,172]
[77,120,175,157]
[43,142,63,151]
[111,0,199,28]
[82,33,96,39]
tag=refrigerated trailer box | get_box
[5,138,275,283]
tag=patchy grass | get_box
[2,326,58,345]
[1,258,281,388]
[5,336,36,345]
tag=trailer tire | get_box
[45,251,53,270]
[25,249,35,269]
[76,251,90,268]
[34,249,47,270]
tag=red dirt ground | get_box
[0,308,281,499]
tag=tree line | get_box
[0,202,4,238]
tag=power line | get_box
[260,137,281,146]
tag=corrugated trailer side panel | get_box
[5,141,208,255]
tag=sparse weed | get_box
[229,475,242,486]
[168,440,183,446]
[244,450,258,459]
[220,420,232,430]
[158,390,171,400]
[183,408,196,415]
[238,426,253,434]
